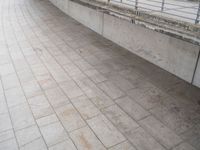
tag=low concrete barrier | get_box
[49,0,200,88]
[193,55,200,87]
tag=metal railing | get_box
[107,0,200,24]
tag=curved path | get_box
[0,0,200,150]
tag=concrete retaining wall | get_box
[49,0,200,88]
[193,54,200,87]
[68,2,103,34]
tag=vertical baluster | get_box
[135,0,138,10]
[161,0,165,11]
[195,1,200,24]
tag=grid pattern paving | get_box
[0,0,200,150]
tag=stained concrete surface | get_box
[0,0,200,150]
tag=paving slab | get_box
[0,0,199,149]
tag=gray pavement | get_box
[0,0,200,150]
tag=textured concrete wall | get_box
[193,55,200,87]
[49,0,200,88]
[68,1,104,34]
[50,0,103,34]
[103,14,199,83]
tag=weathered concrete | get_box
[1,0,200,150]
[193,53,200,87]
[68,1,104,34]
[103,14,199,83]
[49,0,200,87]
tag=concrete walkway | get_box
[0,0,200,150]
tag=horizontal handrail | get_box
[108,0,200,24]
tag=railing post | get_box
[195,1,200,24]
[135,0,138,10]
[161,0,165,11]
